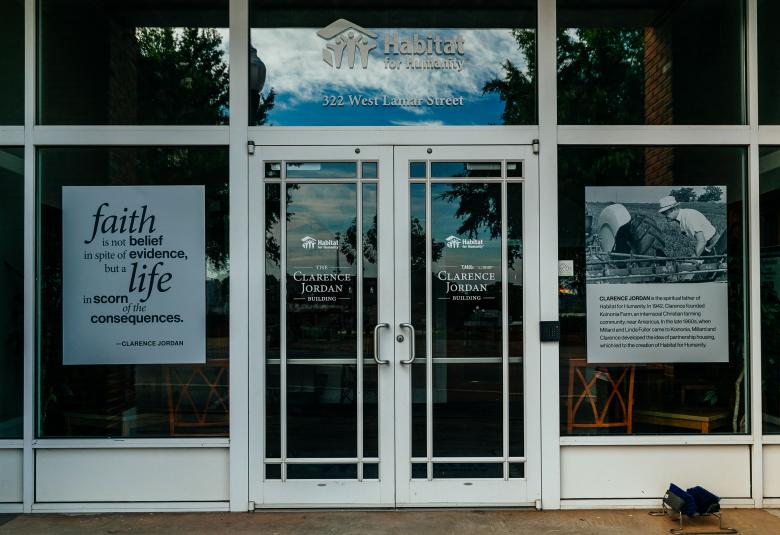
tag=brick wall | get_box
[644,24,674,185]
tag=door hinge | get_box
[532,139,540,154]
[248,500,256,511]
[247,141,256,155]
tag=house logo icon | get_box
[301,236,318,249]
[445,235,462,249]
[317,19,378,69]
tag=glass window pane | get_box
[432,363,502,457]
[38,0,229,125]
[286,464,357,479]
[265,184,281,454]
[411,462,427,479]
[410,183,427,358]
[761,146,780,432]
[758,0,780,124]
[558,146,748,435]
[363,463,378,479]
[0,148,24,439]
[410,162,427,179]
[432,463,502,479]
[410,183,427,459]
[265,463,281,479]
[557,1,746,125]
[362,184,379,457]
[508,184,524,457]
[249,0,537,126]
[361,161,378,179]
[266,364,281,457]
[430,162,501,178]
[37,147,229,438]
[287,365,357,458]
[508,463,524,478]
[0,2,24,125]
[507,162,523,178]
[285,183,357,359]
[411,362,426,458]
[265,162,282,179]
[430,182,503,360]
[285,161,357,179]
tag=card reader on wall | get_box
[540,321,560,342]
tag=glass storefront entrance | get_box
[249,145,540,507]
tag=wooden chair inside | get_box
[166,359,229,436]
[567,357,636,434]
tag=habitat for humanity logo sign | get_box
[446,235,484,249]
[318,19,378,69]
[301,235,339,250]
[446,236,462,248]
[317,19,466,72]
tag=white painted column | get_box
[747,0,763,509]
[537,0,561,510]
[22,0,36,513]
[228,0,251,512]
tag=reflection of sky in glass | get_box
[410,162,427,178]
[430,183,502,269]
[411,183,426,215]
[286,183,356,270]
[431,161,502,178]
[286,161,357,178]
[250,28,528,125]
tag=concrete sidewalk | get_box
[2,509,780,535]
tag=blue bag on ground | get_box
[668,483,697,517]
[687,485,721,515]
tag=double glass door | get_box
[249,145,540,507]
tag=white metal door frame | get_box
[248,143,540,507]
[248,145,396,507]
[392,145,541,507]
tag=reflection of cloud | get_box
[216,28,230,57]
[250,28,526,104]
[286,183,357,268]
[390,119,445,126]
[401,106,429,116]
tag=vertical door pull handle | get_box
[373,323,390,365]
[399,323,416,364]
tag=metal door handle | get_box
[373,323,390,365]
[399,323,415,364]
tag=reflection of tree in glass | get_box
[484,28,643,124]
[482,29,537,125]
[136,28,275,124]
[558,148,642,302]
[39,147,230,437]
[265,184,299,266]
[134,148,229,272]
[410,218,443,271]
[340,215,377,265]
[436,184,522,267]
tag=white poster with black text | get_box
[62,186,205,365]
[585,185,728,363]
